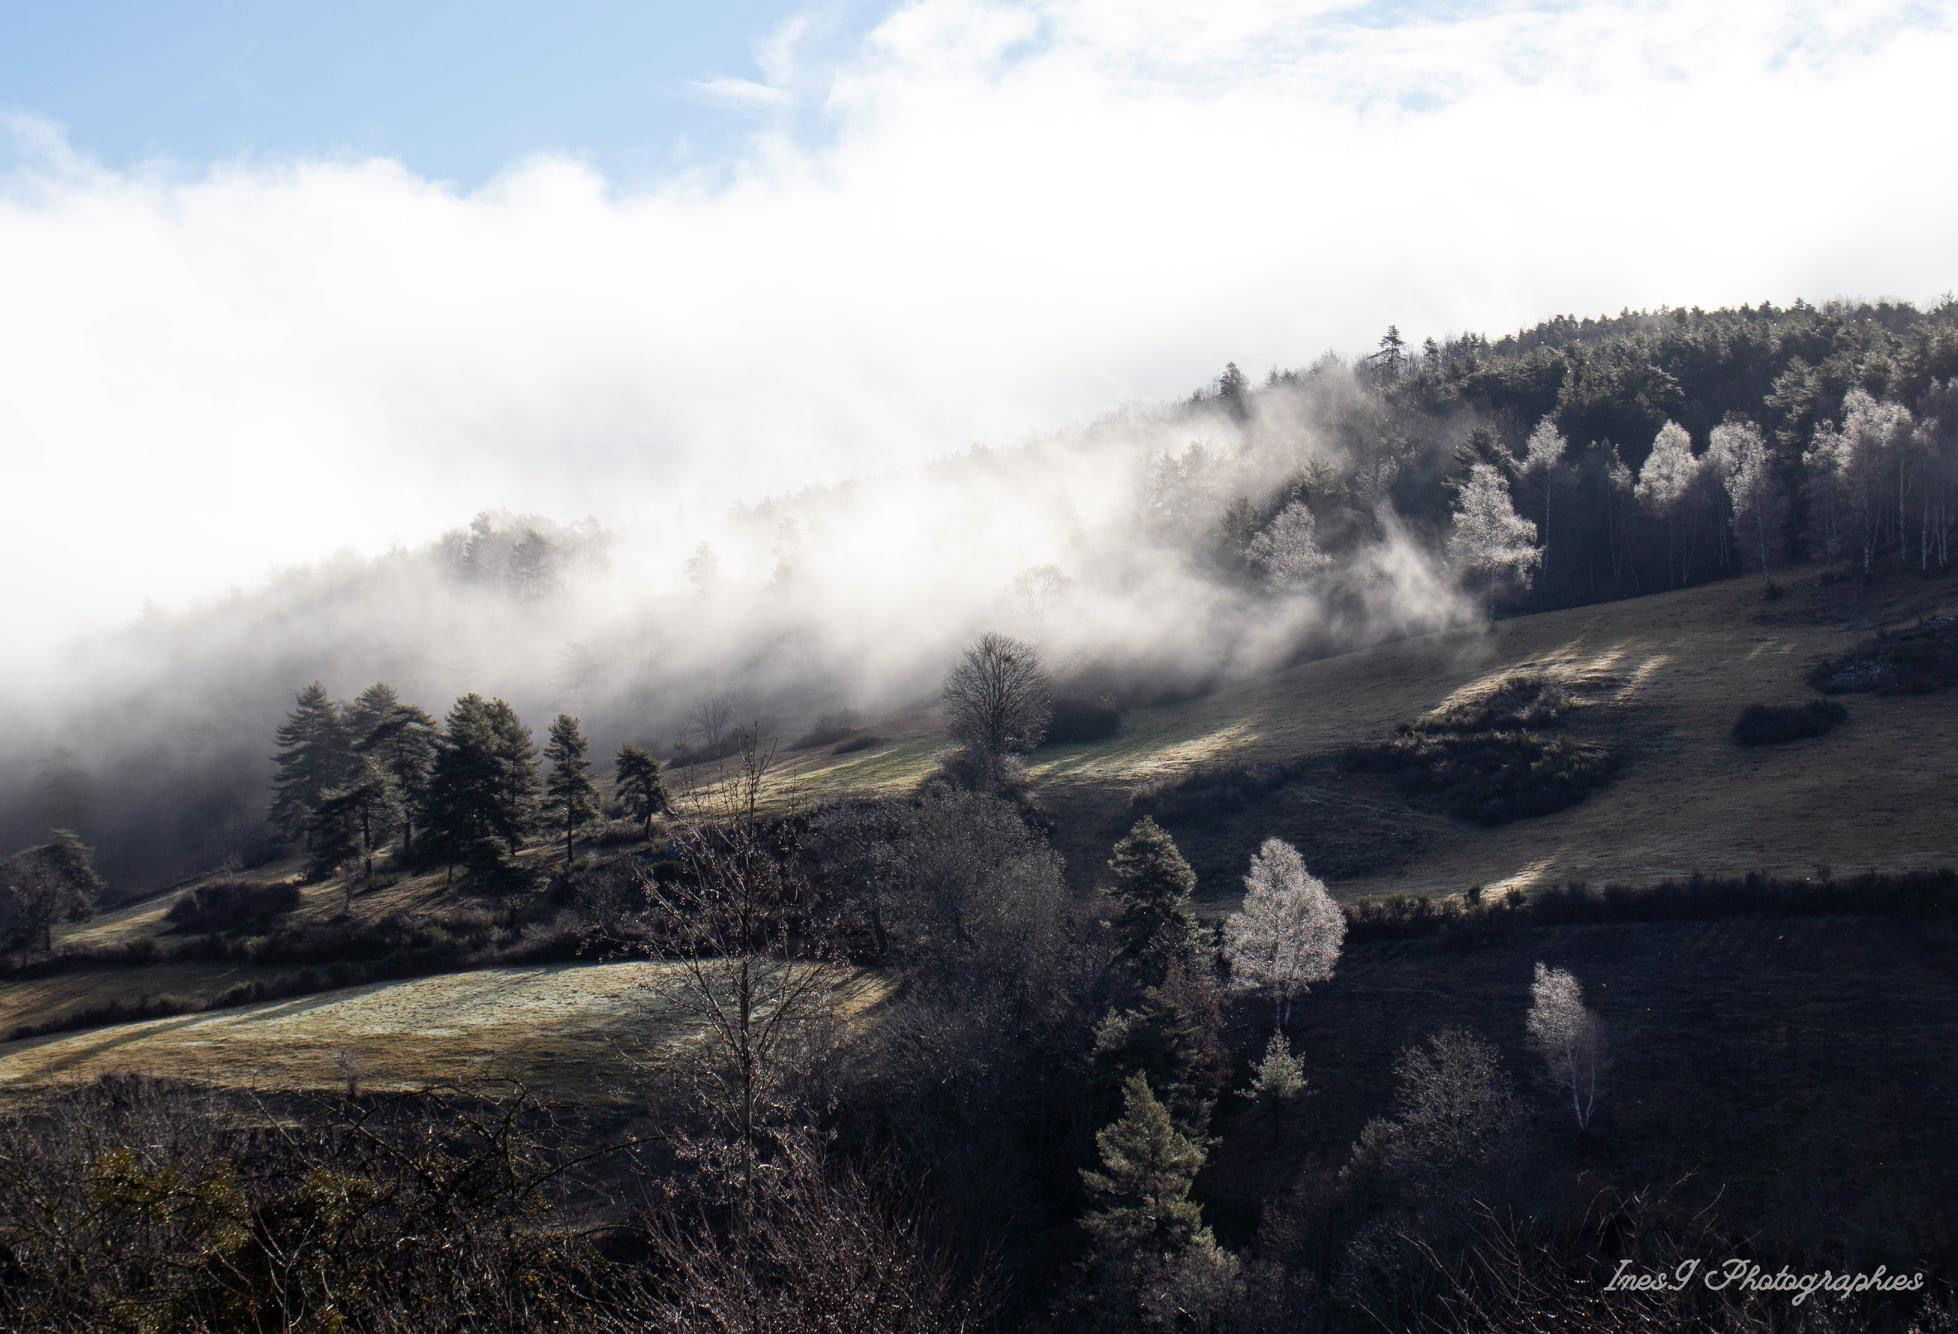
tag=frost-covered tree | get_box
[1446,463,1541,610]
[1635,420,1702,583]
[1604,443,1637,583]
[1525,962,1608,1131]
[1708,419,1772,576]
[1804,420,1850,559]
[1221,838,1345,1028]
[1520,417,1568,569]
[1837,389,1916,574]
[1918,379,1958,570]
[1245,500,1331,591]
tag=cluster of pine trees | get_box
[269,683,668,905]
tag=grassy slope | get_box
[0,962,886,1100]
[10,567,1954,1097]
[764,567,1958,902]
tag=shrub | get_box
[792,709,861,750]
[1421,674,1570,733]
[1131,758,1316,825]
[164,879,302,934]
[1809,616,1958,695]
[831,733,882,755]
[1344,730,1614,826]
[1732,699,1847,746]
[1042,694,1122,746]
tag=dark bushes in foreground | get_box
[1732,699,1847,746]
[164,878,302,933]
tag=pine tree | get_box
[343,683,400,756]
[614,743,669,841]
[269,683,351,845]
[1081,1073,1212,1260]
[354,699,437,853]
[423,695,536,888]
[1243,1031,1308,1107]
[1092,976,1220,1139]
[543,714,599,866]
[306,789,362,889]
[1102,818,1200,987]
[487,698,539,838]
[309,758,397,907]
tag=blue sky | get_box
[1,0,861,183]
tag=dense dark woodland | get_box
[4,298,1958,1329]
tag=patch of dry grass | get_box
[0,962,888,1101]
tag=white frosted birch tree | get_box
[1634,420,1701,584]
[1446,463,1541,611]
[1525,962,1607,1132]
[1521,417,1568,574]
[1709,419,1772,577]
[1222,838,1345,1029]
[1246,499,1332,591]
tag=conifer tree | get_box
[310,759,396,907]
[1092,976,1220,1139]
[423,695,536,888]
[269,683,351,844]
[343,683,400,756]
[354,699,437,853]
[305,789,362,890]
[614,743,669,841]
[1081,1073,1213,1261]
[1102,817,1201,986]
[543,714,599,866]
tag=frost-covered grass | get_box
[0,961,887,1099]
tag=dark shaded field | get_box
[1205,910,1958,1269]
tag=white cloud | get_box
[2,0,1954,651]
[685,76,795,110]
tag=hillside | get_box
[761,565,1958,903]
[0,961,887,1098]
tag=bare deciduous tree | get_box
[643,737,843,1245]
[688,689,740,758]
[1525,961,1608,1132]
[939,632,1052,785]
[1221,838,1345,1028]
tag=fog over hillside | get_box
[4,0,1956,889]
[0,363,1482,885]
